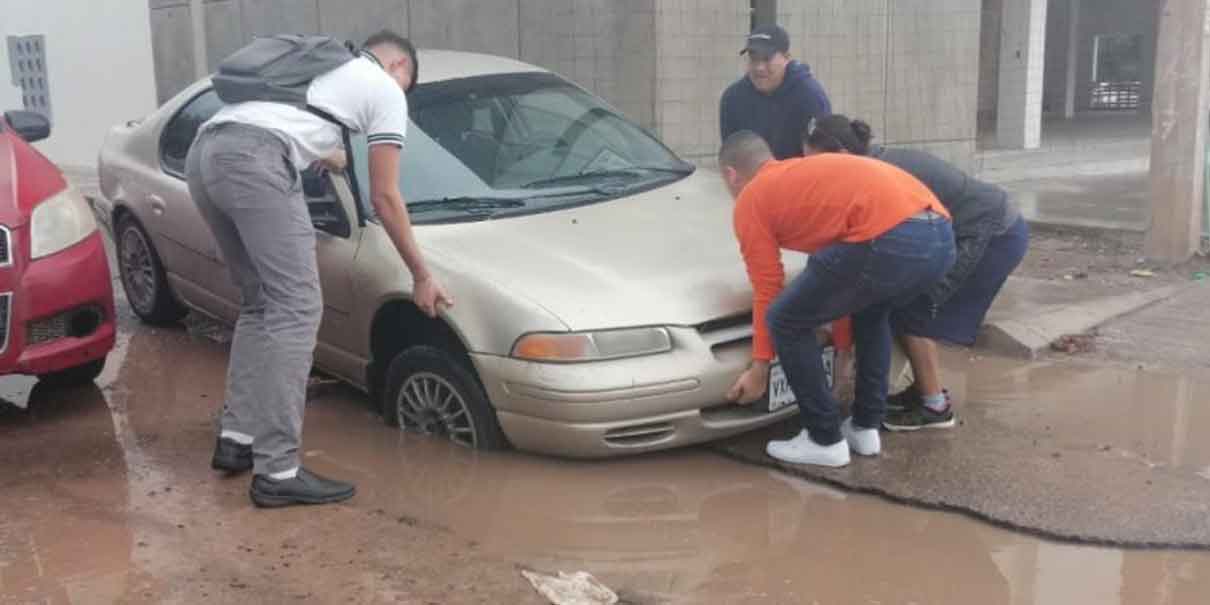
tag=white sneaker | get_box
[842,418,881,456]
[766,430,851,467]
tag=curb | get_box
[977,284,1185,358]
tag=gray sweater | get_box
[870,145,1021,305]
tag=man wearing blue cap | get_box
[720,24,831,160]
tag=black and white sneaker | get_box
[882,403,957,432]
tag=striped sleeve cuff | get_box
[367,133,405,147]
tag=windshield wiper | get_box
[408,186,608,214]
[408,197,529,214]
[521,165,694,189]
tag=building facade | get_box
[147,0,984,168]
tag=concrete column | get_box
[189,0,208,79]
[1144,0,1210,263]
[1062,0,1080,118]
[996,0,1048,149]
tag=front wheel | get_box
[382,346,506,450]
[38,358,105,388]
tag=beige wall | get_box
[783,0,983,170]
[1,0,158,168]
[653,0,750,163]
[149,0,984,168]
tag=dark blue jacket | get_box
[719,61,831,159]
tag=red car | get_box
[0,110,115,385]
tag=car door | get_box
[303,167,362,379]
[152,88,228,310]
[153,89,361,367]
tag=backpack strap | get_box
[306,41,360,128]
[305,104,347,128]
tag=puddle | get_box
[941,353,1210,475]
[5,316,1210,603]
[304,392,1210,604]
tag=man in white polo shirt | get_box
[186,31,451,508]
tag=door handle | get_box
[149,195,166,216]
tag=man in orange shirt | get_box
[720,131,955,467]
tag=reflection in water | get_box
[305,392,1210,605]
[5,313,1210,603]
[942,354,1210,474]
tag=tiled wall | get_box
[149,0,983,168]
[519,0,657,131]
[782,0,982,170]
[652,0,750,163]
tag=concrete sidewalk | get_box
[978,275,1183,358]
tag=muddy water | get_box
[3,317,1210,604]
[941,351,1210,476]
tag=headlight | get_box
[512,327,673,362]
[30,186,97,260]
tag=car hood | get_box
[421,169,805,331]
[0,129,66,227]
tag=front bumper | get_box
[472,326,810,458]
[0,230,116,376]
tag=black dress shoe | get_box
[249,468,356,508]
[211,437,253,473]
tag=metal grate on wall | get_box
[7,35,51,121]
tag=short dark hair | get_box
[718,131,773,175]
[363,30,418,92]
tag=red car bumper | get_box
[0,229,115,376]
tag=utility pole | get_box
[1145,0,1209,263]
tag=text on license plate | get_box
[767,347,835,413]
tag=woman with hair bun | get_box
[804,114,1029,431]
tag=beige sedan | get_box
[96,50,909,457]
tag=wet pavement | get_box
[1004,172,1148,232]
[5,302,1210,602]
[716,350,1210,548]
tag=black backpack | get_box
[212,35,356,120]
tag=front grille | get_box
[603,422,675,447]
[28,305,104,346]
[0,293,11,353]
[695,312,751,335]
[28,313,68,346]
[0,226,11,267]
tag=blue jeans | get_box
[767,216,956,445]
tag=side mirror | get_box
[3,110,51,143]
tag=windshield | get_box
[351,72,692,222]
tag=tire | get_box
[115,213,187,324]
[382,345,506,450]
[38,358,105,388]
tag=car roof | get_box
[177,49,549,99]
[414,50,548,84]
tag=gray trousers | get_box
[185,123,322,476]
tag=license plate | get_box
[764,347,835,413]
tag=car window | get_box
[349,72,693,223]
[161,89,223,176]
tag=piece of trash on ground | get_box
[521,570,619,605]
[1130,269,1155,278]
[1051,333,1096,354]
